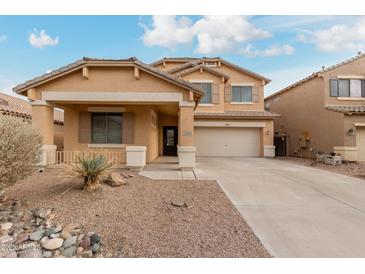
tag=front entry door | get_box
[163,126,178,156]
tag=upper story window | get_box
[193,82,212,104]
[204,61,217,67]
[330,79,365,98]
[91,113,123,144]
[232,86,252,102]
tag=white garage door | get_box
[194,127,261,157]
[357,127,365,161]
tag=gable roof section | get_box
[265,53,365,101]
[151,57,271,83]
[13,57,204,97]
[149,57,200,67]
[176,64,230,81]
[0,92,64,124]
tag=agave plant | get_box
[69,154,114,192]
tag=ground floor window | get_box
[91,113,122,144]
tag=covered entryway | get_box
[356,127,365,161]
[194,127,261,157]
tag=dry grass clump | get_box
[0,115,41,190]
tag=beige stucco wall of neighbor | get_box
[323,57,365,106]
[266,76,345,157]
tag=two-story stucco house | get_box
[265,53,365,161]
[13,56,278,168]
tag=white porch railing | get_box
[50,150,125,165]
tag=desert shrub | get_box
[0,115,42,190]
[69,154,114,192]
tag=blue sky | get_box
[0,15,364,97]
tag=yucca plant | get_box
[69,154,114,192]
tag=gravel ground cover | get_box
[276,156,365,179]
[5,168,270,258]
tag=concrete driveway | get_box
[195,157,365,257]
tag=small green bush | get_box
[0,115,42,190]
[69,154,114,192]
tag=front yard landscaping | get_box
[276,156,365,179]
[3,168,270,258]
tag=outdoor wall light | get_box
[348,127,356,136]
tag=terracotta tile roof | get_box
[0,92,64,124]
[325,105,365,114]
[13,57,204,97]
[194,110,280,119]
[152,57,271,83]
[266,52,365,101]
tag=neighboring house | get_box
[265,53,365,161]
[0,91,64,150]
[13,56,277,168]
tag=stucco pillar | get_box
[178,102,196,169]
[31,100,56,165]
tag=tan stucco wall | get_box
[54,124,64,150]
[266,77,345,156]
[344,115,365,147]
[179,105,194,146]
[62,104,160,163]
[179,63,265,113]
[323,57,365,106]
[31,104,54,145]
[29,66,190,101]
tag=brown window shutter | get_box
[212,84,220,104]
[224,85,231,102]
[122,112,135,144]
[252,86,259,102]
[79,112,91,143]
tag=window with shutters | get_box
[231,86,252,102]
[91,113,122,144]
[192,82,212,104]
[330,79,365,98]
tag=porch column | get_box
[178,102,196,170]
[31,100,56,165]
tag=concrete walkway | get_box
[139,156,196,180]
[194,157,365,257]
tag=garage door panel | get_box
[194,127,261,157]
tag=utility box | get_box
[324,155,342,166]
[126,146,146,169]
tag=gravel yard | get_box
[5,168,270,258]
[276,156,365,179]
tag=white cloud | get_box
[192,16,271,54]
[29,29,59,49]
[140,16,287,56]
[240,43,294,57]
[0,35,7,43]
[139,16,194,49]
[298,17,365,52]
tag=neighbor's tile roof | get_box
[0,92,64,124]
[266,52,365,101]
[194,110,280,119]
[325,105,365,114]
[13,57,204,97]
